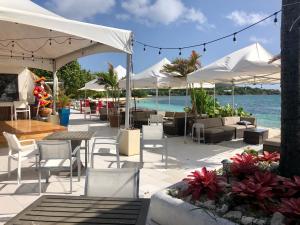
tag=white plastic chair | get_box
[84,168,140,198]
[141,124,168,169]
[82,107,91,120]
[90,126,120,169]
[3,132,37,184]
[37,140,81,194]
[192,123,205,144]
[13,101,30,120]
[148,114,164,125]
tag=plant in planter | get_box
[149,150,300,225]
[97,63,120,127]
[57,94,71,126]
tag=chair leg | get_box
[38,167,42,195]
[17,154,21,184]
[165,141,168,169]
[91,153,94,168]
[70,164,73,194]
[46,170,50,183]
[7,156,11,178]
[77,156,81,182]
[116,146,120,168]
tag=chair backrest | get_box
[37,140,72,161]
[85,168,140,198]
[142,124,163,140]
[13,101,28,109]
[149,114,163,124]
[3,132,21,151]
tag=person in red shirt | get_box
[33,76,53,108]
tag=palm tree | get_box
[97,63,119,104]
[161,50,201,77]
[279,0,300,177]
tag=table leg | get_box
[11,106,13,121]
[85,140,88,168]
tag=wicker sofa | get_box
[221,116,257,139]
[263,135,280,152]
[194,116,257,143]
[163,112,190,136]
[132,110,157,128]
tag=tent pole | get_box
[52,60,57,112]
[106,91,109,121]
[232,81,235,115]
[156,87,159,112]
[125,53,132,129]
[184,84,188,144]
[168,88,171,106]
[213,83,216,115]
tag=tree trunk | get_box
[279,0,300,177]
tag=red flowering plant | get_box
[232,171,280,212]
[182,167,226,201]
[282,176,300,197]
[258,151,280,163]
[279,198,300,220]
[230,153,258,179]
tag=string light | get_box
[158,48,161,55]
[10,50,12,58]
[11,41,14,48]
[233,33,237,42]
[143,45,146,51]
[49,38,52,46]
[68,38,71,45]
[203,43,206,52]
[31,52,34,61]
[90,40,93,44]
[22,53,24,60]
[179,48,182,56]
[274,12,278,23]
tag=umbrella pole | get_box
[184,84,188,144]
[232,82,235,115]
[168,88,171,106]
[156,87,159,112]
[106,91,109,122]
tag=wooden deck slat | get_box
[43,198,142,206]
[32,207,140,214]
[39,202,141,210]
[19,215,136,224]
[25,211,138,219]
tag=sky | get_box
[33,0,282,88]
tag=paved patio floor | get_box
[0,110,280,224]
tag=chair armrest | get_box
[72,145,81,156]
[19,139,36,145]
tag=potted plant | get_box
[97,63,120,128]
[57,94,71,126]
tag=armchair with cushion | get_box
[222,116,256,138]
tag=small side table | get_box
[244,128,269,145]
[192,123,205,144]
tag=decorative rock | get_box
[223,211,242,220]
[270,212,285,225]
[200,200,216,210]
[253,218,267,225]
[216,204,229,214]
[241,216,255,225]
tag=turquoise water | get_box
[136,95,281,128]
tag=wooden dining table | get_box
[5,195,150,225]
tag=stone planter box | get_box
[148,182,237,225]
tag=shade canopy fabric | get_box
[187,43,281,85]
[114,65,127,81]
[79,79,106,92]
[0,0,132,71]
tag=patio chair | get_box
[148,114,164,125]
[37,140,81,194]
[82,106,91,120]
[90,126,120,168]
[84,168,140,198]
[141,124,168,169]
[13,101,31,120]
[3,132,37,184]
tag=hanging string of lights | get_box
[133,9,282,55]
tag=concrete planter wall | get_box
[148,182,237,225]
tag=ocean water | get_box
[136,95,281,128]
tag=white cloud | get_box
[116,14,131,21]
[121,0,210,28]
[249,36,272,44]
[45,0,116,20]
[226,10,269,26]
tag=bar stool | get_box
[192,123,205,144]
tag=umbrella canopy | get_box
[79,79,106,92]
[187,43,281,85]
[114,65,127,81]
[0,0,132,71]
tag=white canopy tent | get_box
[0,0,133,127]
[187,43,281,85]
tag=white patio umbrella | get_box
[0,0,133,128]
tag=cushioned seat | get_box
[205,128,224,135]
[263,136,280,152]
